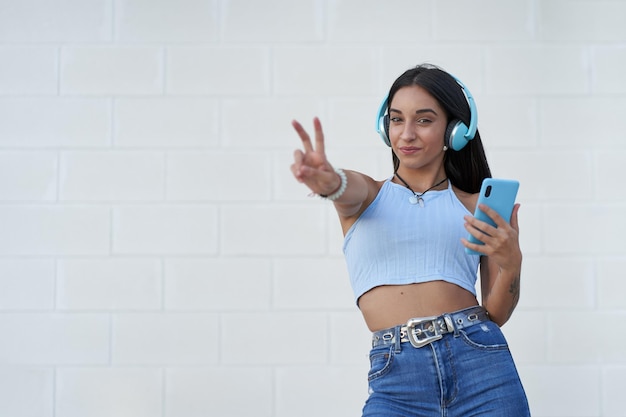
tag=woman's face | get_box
[388,85,448,171]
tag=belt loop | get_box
[393,326,402,353]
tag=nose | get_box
[399,121,416,142]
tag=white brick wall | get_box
[0,0,624,416]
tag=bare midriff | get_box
[358,281,480,332]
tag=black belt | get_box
[371,306,490,348]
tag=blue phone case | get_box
[465,178,519,256]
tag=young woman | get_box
[290,64,530,416]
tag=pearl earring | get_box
[443,145,448,151]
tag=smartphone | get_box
[465,178,519,256]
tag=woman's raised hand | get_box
[463,203,522,271]
[290,117,341,195]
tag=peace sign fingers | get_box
[292,117,326,155]
[291,117,330,169]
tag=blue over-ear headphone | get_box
[375,75,478,151]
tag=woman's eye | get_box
[390,117,402,123]
[417,118,431,124]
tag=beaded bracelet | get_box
[319,168,348,201]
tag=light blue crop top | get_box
[343,178,480,304]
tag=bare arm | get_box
[290,118,378,220]
[462,203,523,326]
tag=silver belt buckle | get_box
[406,316,443,348]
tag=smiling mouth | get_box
[399,147,421,153]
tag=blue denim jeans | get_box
[363,318,530,416]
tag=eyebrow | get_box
[389,108,439,116]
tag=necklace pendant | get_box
[395,172,447,207]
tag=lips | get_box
[399,146,421,155]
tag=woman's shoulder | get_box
[337,175,388,234]
[451,184,479,214]
[355,175,388,213]
[356,173,388,197]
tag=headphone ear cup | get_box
[378,114,391,147]
[375,96,391,147]
[444,120,457,150]
[383,115,390,146]
[445,120,471,151]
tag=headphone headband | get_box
[449,74,477,141]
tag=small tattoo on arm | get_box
[507,275,521,318]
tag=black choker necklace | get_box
[394,172,448,207]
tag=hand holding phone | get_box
[465,178,519,256]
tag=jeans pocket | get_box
[459,320,509,351]
[367,345,394,381]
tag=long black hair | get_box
[387,64,491,194]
